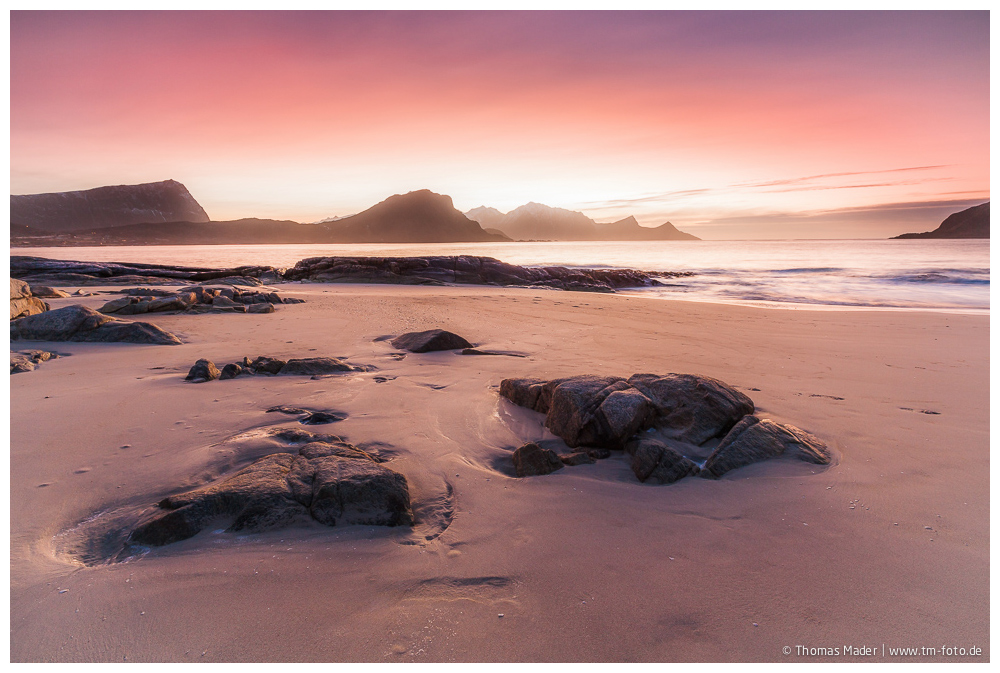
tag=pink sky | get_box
[10,11,990,239]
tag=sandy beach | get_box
[9,283,989,662]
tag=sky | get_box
[9,10,990,239]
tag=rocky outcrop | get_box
[501,372,829,483]
[701,416,832,478]
[10,305,181,345]
[10,256,282,287]
[10,279,49,320]
[28,286,70,298]
[285,255,674,292]
[893,202,989,239]
[512,442,564,477]
[98,285,296,316]
[185,356,371,381]
[390,329,473,353]
[10,349,60,374]
[10,179,210,233]
[127,439,412,547]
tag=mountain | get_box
[10,189,510,246]
[596,216,700,241]
[10,179,209,232]
[326,190,509,243]
[892,202,989,239]
[465,203,700,241]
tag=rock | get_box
[499,377,548,412]
[300,411,345,425]
[544,376,634,448]
[627,438,700,484]
[460,348,526,357]
[512,442,564,477]
[389,329,473,353]
[212,295,242,308]
[10,278,49,320]
[586,448,612,460]
[127,444,412,547]
[98,297,137,314]
[701,416,832,478]
[278,357,363,376]
[219,363,245,380]
[627,373,755,445]
[185,359,221,382]
[9,305,181,345]
[147,295,190,312]
[250,356,286,375]
[28,286,70,298]
[559,451,596,466]
[247,302,275,314]
[281,297,307,304]
[593,388,656,449]
[10,349,58,374]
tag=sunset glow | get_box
[10,10,989,238]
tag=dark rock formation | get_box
[10,256,281,287]
[278,357,364,376]
[559,451,596,466]
[10,349,60,374]
[627,438,700,483]
[10,179,210,233]
[10,305,181,345]
[390,329,473,353]
[285,255,672,293]
[701,416,832,478]
[99,285,289,316]
[512,442,564,477]
[460,348,527,357]
[219,363,245,380]
[250,356,286,375]
[186,359,221,383]
[893,202,989,239]
[127,440,412,547]
[10,279,49,320]
[626,373,755,445]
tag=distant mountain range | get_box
[11,186,509,245]
[892,202,989,239]
[466,202,700,241]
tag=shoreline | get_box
[10,282,989,662]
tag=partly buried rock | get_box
[10,278,49,320]
[186,359,221,382]
[278,357,366,376]
[701,416,831,478]
[127,441,412,547]
[627,437,700,484]
[559,451,596,466]
[247,302,275,314]
[10,305,181,345]
[219,363,246,380]
[512,442,564,477]
[390,329,473,353]
[250,356,286,375]
[10,349,60,374]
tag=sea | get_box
[13,239,989,314]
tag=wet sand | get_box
[9,284,990,662]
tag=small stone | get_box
[185,359,220,382]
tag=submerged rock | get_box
[10,305,181,345]
[701,416,832,478]
[390,329,473,353]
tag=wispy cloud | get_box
[734,165,948,189]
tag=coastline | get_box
[10,282,989,662]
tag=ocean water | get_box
[13,239,989,313]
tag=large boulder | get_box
[390,329,473,353]
[127,445,412,547]
[627,437,701,484]
[512,442,564,477]
[701,416,832,478]
[627,373,755,445]
[9,305,181,345]
[10,278,49,320]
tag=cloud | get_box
[734,164,948,189]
